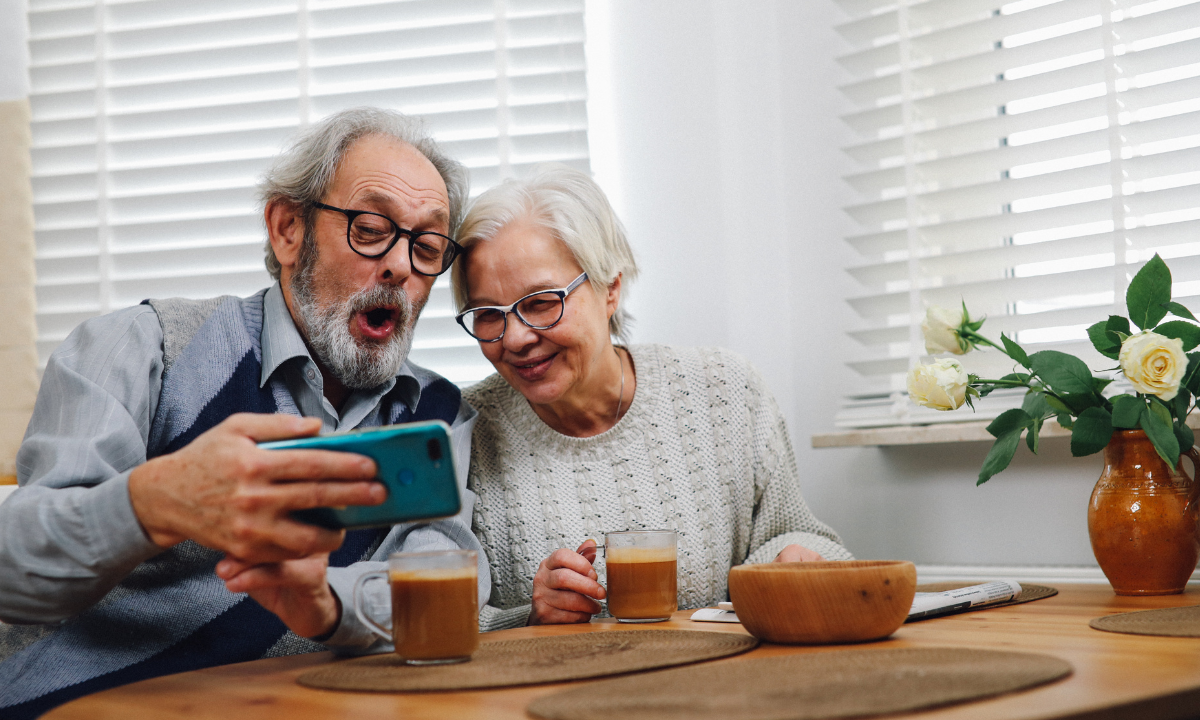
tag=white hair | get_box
[451,165,639,341]
[259,107,468,280]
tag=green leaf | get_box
[1106,315,1132,336]
[1141,401,1181,467]
[1110,394,1143,429]
[1154,320,1200,351]
[997,372,1033,384]
[1026,416,1043,454]
[1087,320,1121,360]
[1000,333,1031,369]
[1029,350,1098,395]
[1164,301,1198,322]
[1173,388,1191,421]
[1175,422,1195,453]
[1071,406,1114,457]
[1056,392,1104,414]
[1055,413,1074,430]
[1045,395,1072,415]
[1149,398,1173,427]
[986,408,1034,438]
[1021,391,1052,420]
[1127,254,1172,330]
[1092,376,1114,394]
[1185,353,1200,395]
[978,430,1023,485]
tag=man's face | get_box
[282,134,450,389]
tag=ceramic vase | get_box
[1088,429,1200,595]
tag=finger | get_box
[215,556,255,580]
[545,548,598,576]
[538,608,595,625]
[225,413,322,442]
[223,564,288,593]
[266,479,387,511]
[540,588,604,615]
[547,567,607,599]
[575,538,598,564]
[226,520,346,563]
[254,449,378,484]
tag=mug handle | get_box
[353,571,391,642]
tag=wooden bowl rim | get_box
[730,560,914,575]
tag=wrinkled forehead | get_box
[332,135,450,227]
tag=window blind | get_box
[835,0,1200,428]
[27,0,588,386]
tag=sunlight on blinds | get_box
[835,0,1200,428]
[26,0,588,385]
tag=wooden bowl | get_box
[727,560,916,644]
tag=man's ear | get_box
[265,199,305,271]
[605,272,623,320]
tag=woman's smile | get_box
[510,353,557,382]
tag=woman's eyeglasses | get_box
[456,273,589,342]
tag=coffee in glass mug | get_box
[603,530,678,622]
[354,549,479,664]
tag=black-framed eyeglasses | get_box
[456,272,589,342]
[311,201,463,277]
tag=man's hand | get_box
[773,544,825,563]
[128,413,384,564]
[528,539,605,625]
[217,555,340,639]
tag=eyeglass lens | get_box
[466,291,566,340]
[347,214,453,274]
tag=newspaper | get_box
[690,581,1022,624]
[906,580,1022,621]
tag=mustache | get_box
[346,283,413,329]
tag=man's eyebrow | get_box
[355,192,449,230]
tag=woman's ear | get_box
[266,199,305,272]
[605,272,623,320]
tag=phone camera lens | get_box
[426,438,443,461]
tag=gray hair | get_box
[259,107,469,280]
[451,165,639,341]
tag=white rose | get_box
[907,358,970,411]
[922,305,967,355]
[1119,331,1188,401]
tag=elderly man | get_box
[0,107,487,718]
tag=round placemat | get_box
[527,646,1072,720]
[297,629,758,692]
[1090,605,1200,637]
[914,583,1058,610]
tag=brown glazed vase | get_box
[1088,430,1200,595]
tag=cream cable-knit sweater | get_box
[467,344,853,632]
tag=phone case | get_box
[258,420,461,530]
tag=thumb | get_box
[576,538,598,564]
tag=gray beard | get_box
[290,253,420,390]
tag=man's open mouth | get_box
[357,305,399,340]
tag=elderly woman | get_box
[453,166,852,632]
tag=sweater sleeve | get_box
[0,307,166,624]
[740,362,854,566]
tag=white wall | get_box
[594,0,1102,569]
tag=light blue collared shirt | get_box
[1,284,483,653]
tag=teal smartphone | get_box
[258,420,460,530]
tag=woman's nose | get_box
[502,314,539,351]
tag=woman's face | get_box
[463,217,618,407]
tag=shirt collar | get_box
[259,282,423,414]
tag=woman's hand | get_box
[528,539,606,625]
[773,544,824,563]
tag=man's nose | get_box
[378,239,413,282]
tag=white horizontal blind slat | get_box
[838,0,1200,427]
[29,0,588,385]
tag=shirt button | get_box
[307,368,316,380]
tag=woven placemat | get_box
[913,583,1058,612]
[1090,605,1200,637]
[297,629,758,692]
[527,646,1073,720]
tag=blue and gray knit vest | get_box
[1,290,462,719]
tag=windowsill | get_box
[812,416,1200,448]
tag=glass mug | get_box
[602,530,678,622]
[354,549,479,665]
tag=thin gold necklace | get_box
[613,347,625,424]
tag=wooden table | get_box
[45,584,1200,720]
